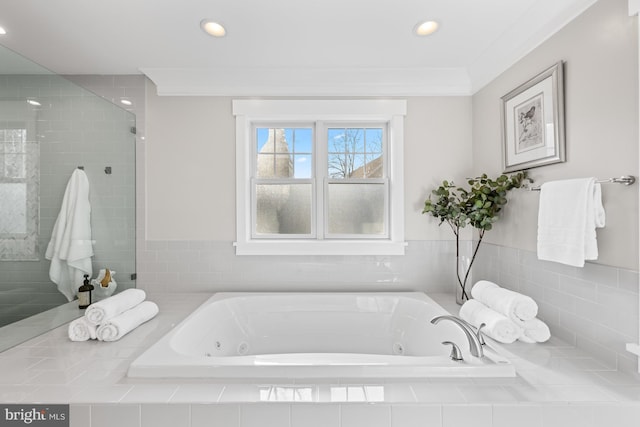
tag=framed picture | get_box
[501,61,565,173]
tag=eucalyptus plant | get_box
[422,171,527,302]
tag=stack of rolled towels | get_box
[459,280,551,344]
[67,289,159,342]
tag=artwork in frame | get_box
[501,61,565,173]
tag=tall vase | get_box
[456,255,471,305]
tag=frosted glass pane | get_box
[256,184,312,235]
[0,183,27,233]
[4,154,26,178]
[327,183,386,235]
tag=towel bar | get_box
[527,175,636,191]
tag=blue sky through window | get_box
[256,127,313,178]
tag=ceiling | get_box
[0,0,597,96]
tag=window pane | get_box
[327,183,386,235]
[365,154,383,178]
[293,154,312,178]
[256,183,312,235]
[349,154,367,178]
[293,128,312,152]
[257,153,293,178]
[327,128,345,152]
[5,154,26,178]
[328,153,347,178]
[347,128,365,152]
[327,127,384,179]
[256,127,312,179]
[0,183,27,234]
[365,128,382,153]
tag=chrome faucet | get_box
[431,315,484,358]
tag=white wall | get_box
[143,0,638,275]
[144,91,473,243]
[472,0,639,270]
[145,92,236,241]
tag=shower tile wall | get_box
[0,75,140,326]
[473,243,639,374]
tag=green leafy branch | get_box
[422,171,528,301]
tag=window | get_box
[0,128,28,235]
[233,100,406,255]
[0,104,39,261]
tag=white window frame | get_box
[251,123,317,240]
[233,100,406,256]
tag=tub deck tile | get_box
[2,292,640,426]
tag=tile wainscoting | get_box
[135,240,465,294]
[135,239,639,374]
[473,243,639,374]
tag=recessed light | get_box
[415,20,439,36]
[200,19,226,37]
[120,98,133,106]
[26,99,41,106]
[0,26,6,35]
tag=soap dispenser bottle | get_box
[78,274,94,309]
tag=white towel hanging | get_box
[45,169,94,301]
[536,177,605,267]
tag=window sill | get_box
[233,240,407,256]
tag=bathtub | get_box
[128,292,515,379]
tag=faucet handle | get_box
[477,323,487,346]
[442,341,464,361]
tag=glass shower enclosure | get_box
[0,44,136,350]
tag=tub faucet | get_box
[430,315,484,358]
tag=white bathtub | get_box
[128,292,515,378]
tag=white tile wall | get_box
[341,404,391,427]
[492,404,542,427]
[133,238,640,384]
[69,405,91,427]
[74,402,640,427]
[290,404,340,427]
[473,243,639,374]
[91,404,139,427]
[136,240,459,294]
[141,404,190,427]
[240,403,290,427]
[191,404,240,427]
[0,74,141,327]
[441,404,492,427]
[391,405,442,427]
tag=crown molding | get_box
[141,66,472,97]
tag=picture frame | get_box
[501,61,565,173]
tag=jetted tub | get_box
[128,292,515,378]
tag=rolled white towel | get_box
[471,280,538,322]
[517,334,537,344]
[514,317,551,343]
[459,299,521,344]
[68,317,97,341]
[85,288,146,325]
[96,301,159,342]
